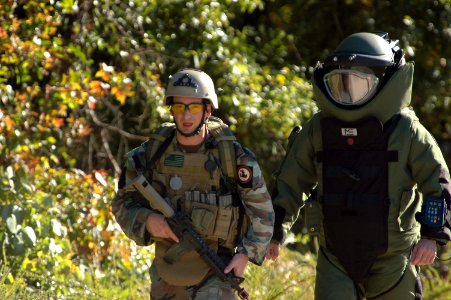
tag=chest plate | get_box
[317,117,398,283]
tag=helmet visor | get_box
[324,69,379,105]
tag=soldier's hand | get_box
[411,238,436,265]
[145,213,179,243]
[224,253,249,277]
[265,242,280,261]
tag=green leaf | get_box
[6,166,14,179]
[23,226,37,246]
[41,195,53,208]
[10,240,25,256]
[52,219,63,237]
[6,214,17,234]
[1,204,13,221]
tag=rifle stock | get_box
[130,174,175,218]
[129,174,249,299]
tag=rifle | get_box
[130,174,250,300]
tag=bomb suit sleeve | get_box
[408,117,451,244]
[234,144,274,265]
[272,115,320,241]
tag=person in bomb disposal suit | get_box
[266,32,451,299]
[113,68,274,299]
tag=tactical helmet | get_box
[320,32,404,106]
[164,68,218,109]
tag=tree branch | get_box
[101,128,121,176]
[87,108,148,142]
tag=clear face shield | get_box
[323,67,380,106]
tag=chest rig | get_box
[144,117,247,247]
[316,115,400,283]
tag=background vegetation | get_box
[0,0,449,299]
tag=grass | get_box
[2,246,450,299]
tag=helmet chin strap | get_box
[175,109,207,137]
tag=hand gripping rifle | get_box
[130,174,250,300]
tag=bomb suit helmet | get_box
[321,32,404,107]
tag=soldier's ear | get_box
[205,104,213,117]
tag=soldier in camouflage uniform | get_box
[112,68,274,299]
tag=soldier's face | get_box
[171,96,211,135]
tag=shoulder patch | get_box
[237,165,253,188]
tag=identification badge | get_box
[341,128,358,136]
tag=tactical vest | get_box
[139,117,248,286]
[316,115,400,283]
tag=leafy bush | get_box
[0,163,154,298]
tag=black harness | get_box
[316,115,400,283]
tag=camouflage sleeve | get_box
[112,187,154,246]
[234,143,274,265]
[111,143,156,246]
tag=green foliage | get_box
[0,0,450,297]
[244,247,316,299]
[0,164,155,298]
[421,264,451,300]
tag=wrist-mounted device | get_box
[421,196,447,229]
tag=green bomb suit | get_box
[272,62,451,299]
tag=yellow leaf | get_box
[95,69,104,79]
[89,80,103,96]
[112,86,126,105]
[275,74,286,85]
[4,115,15,131]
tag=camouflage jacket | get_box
[112,132,274,265]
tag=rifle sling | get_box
[147,129,175,180]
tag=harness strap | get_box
[207,116,237,180]
[145,123,176,174]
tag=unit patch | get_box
[173,73,198,89]
[164,154,184,167]
[237,165,253,188]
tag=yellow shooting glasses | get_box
[171,102,204,114]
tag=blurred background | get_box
[0,0,449,299]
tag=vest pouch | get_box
[191,202,218,237]
[397,189,421,232]
[214,206,233,241]
[305,197,322,236]
[155,239,217,286]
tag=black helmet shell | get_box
[325,32,397,67]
